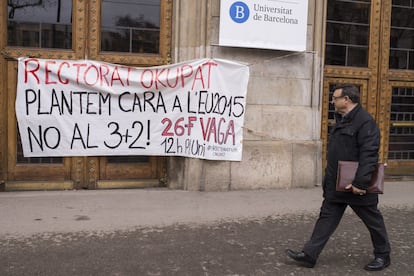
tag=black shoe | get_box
[286,249,316,268]
[364,257,391,271]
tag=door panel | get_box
[2,0,83,190]
[384,83,414,177]
[378,1,414,177]
[102,156,154,179]
[88,0,171,65]
[89,0,170,188]
[6,60,71,182]
[325,0,371,67]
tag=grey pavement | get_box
[1,181,413,238]
[1,181,414,275]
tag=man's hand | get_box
[345,184,367,195]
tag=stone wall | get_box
[168,0,325,191]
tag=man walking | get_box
[286,84,391,271]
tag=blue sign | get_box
[229,1,250,23]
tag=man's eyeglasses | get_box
[331,95,346,101]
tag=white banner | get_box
[16,58,249,161]
[219,0,309,51]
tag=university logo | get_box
[229,1,250,23]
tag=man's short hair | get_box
[333,84,360,104]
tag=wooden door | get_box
[377,1,414,178]
[0,0,171,191]
[322,0,414,179]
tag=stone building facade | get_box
[167,0,325,191]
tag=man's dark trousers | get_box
[302,199,391,261]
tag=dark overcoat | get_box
[323,104,380,206]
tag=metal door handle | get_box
[391,122,414,127]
